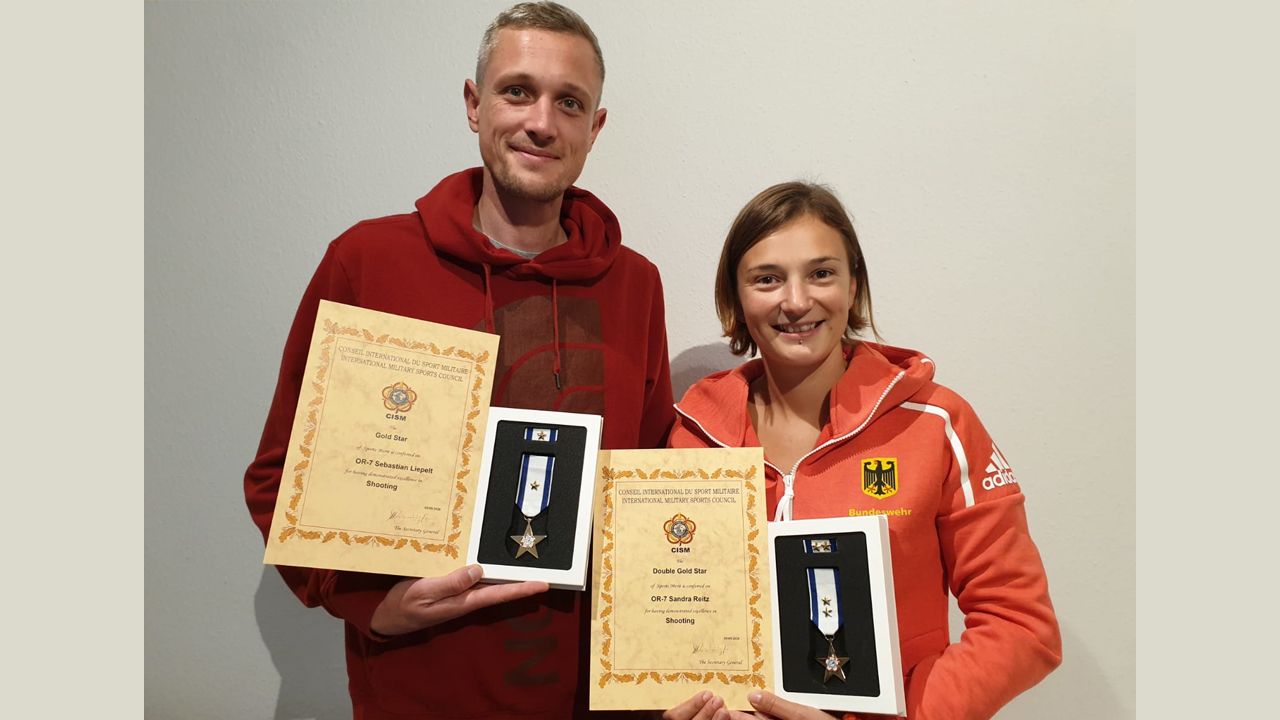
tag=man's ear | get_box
[464,79,481,133]
[587,106,608,150]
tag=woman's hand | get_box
[662,691,725,720]
[710,691,848,720]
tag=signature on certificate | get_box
[387,509,437,522]
[691,640,731,656]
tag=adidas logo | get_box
[982,446,1018,490]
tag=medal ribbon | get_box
[516,453,554,518]
[524,427,559,442]
[807,567,842,636]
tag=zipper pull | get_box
[775,473,795,522]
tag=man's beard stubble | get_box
[490,158,568,204]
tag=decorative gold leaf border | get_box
[595,465,767,689]
[275,317,490,559]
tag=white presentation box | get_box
[466,407,602,590]
[767,516,905,716]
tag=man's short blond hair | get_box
[475,2,605,87]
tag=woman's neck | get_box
[751,344,849,431]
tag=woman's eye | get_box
[814,269,834,279]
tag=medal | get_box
[510,452,554,558]
[807,565,849,682]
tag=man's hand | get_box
[369,564,550,636]
[708,691,848,720]
[662,691,723,720]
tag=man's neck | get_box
[472,173,567,255]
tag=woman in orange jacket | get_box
[663,183,1061,720]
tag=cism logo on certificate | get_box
[663,513,697,550]
[381,381,418,415]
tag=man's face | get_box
[465,28,607,203]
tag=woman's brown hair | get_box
[715,182,877,356]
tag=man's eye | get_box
[504,87,526,98]
[562,98,582,111]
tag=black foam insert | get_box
[475,420,588,570]
[773,531,881,697]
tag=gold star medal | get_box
[817,638,850,682]
[511,517,547,559]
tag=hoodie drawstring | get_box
[551,278,562,390]
[481,263,495,334]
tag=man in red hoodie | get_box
[244,3,674,718]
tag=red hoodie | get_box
[670,342,1060,720]
[245,168,674,719]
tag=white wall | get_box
[145,1,1133,717]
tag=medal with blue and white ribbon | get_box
[510,453,554,558]
[807,566,849,682]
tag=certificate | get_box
[263,300,499,577]
[590,448,773,710]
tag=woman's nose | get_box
[780,282,811,315]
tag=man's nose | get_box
[524,97,556,141]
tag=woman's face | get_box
[736,215,856,372]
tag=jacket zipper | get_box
[673,369,906,521]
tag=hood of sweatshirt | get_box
[415,167,622,281]
[674,341,936,449]
[414,167,623,386]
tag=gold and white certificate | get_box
[590,448,773,710]
[263,300,499,577]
